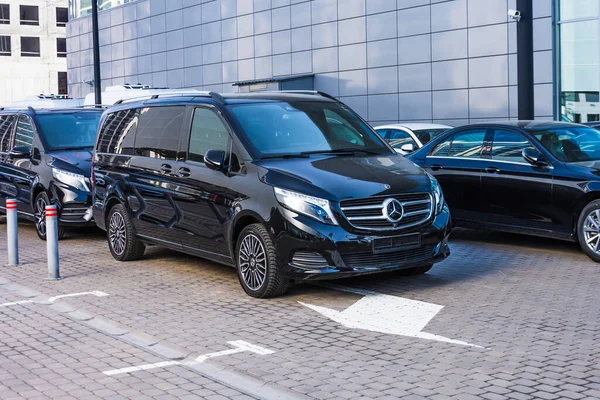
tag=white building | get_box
[0,0,69,106]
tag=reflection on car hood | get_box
[47,149,93,177]
[257,154,430,201]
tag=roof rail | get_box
[113,90,212,105]
[272,90,337,100]
[208,91,226,105]
[28,106,36,115]
[71,104,107,109]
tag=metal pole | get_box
[517,0,534,120]
[6,199,18,266]
[45,205,61,280]
[91,0,102,105]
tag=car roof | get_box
[456,120,586,131]
[0,107,104,116]
[374,123,453,131]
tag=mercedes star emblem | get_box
[382,198,403,223]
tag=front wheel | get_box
[577,200,600,262]
[34,192,65,241]
[235,224,289,298]
[107,204,145,261]
[396,264,433,276]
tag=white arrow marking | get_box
[300,283,483,348]
[0,291,109,308]
[102,340,275,376]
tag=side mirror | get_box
[522,148,548,166]
[204,149,226,171]
[9,146,31,159]
[400,143,415,153]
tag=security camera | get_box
[508,9,521,21]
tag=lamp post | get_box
[91,0,102,105]
[516,0,534,120]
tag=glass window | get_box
[532,126,600,163]
[0,115,16,152]
[69,0,139,19]
[97,109,138,154]
[19,5,38,25]
[386,130,418,149]
[188,108,230,163]
[56,7,68,27]
[559,19,599,123]
[433,130,486,158]
[56,38,66,58]
[134,106,185,160]
[0,35,10,56]
[0,4,9,24]
[560,0,599,20]
[21,37,40,57]
[430,135,452,156]
[227,101,390,157]
[58,72,67,95]
[491,130,535,162]
[14,116,34,148]
[414,128,449,145]
[37,112,102,151]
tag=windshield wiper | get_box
[260,153,310,160]
[301,148,379,156]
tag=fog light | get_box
[291,251,329,269]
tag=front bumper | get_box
[50,182,94,226]
[271,204,452,280]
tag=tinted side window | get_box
[0,115,16,153]
[448,130,486,158]
[387,129,417,148]
[135,106,185,160]
[97,109,137,154]
[14,116,34,148]
[188,107,230,163]
[491,130,535,162]
[431,135,452,156]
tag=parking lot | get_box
[1,221,600,400]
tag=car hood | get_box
[47,148,93,177]
[564,160,600,178]
[257,153,431,201]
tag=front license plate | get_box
[373,233,421,254]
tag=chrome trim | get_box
[347,215,387,221]
[137,234,231,259]
[426,155,555,169]
[403,209,430,217]
[341,204,382,211]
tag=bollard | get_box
[6,199,19,266]
[45,205,61,280]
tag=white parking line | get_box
[102,340,275,376]
[0,291,109,308]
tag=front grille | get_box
[291,251,330,269]
[342,244,436,269]
[60,206,89,221]
[340,193,433,231]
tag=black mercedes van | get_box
[92,91,451,298]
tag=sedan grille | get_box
[340,193,433,231]
[342,244,436,269]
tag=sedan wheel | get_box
[106,204,145,261]
[577,200,600,262]
[108,212,127,257]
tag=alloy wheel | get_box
[238,234,267,290]
[583,209,600,254]
[109,212,127,256]
[34,197,47,237]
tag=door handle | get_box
[178,167,191,178]
[431,164,443,171]
[485,166,500,174]
[160,164,172,174]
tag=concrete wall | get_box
[66,0,555,124]
[0,0,68,106]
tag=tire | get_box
[576,199,600,263]
[396,263,434,276]
[107,203,145,261]
[34,192,65,241]
[235,223,289,298]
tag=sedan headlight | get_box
[274,187,338,225]
[428,174,444,215]
[52,169,90,192]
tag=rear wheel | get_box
[396,264,433,276]
[577,199,600,262]
[235,223,289,298]
[107,204,145,261]
[34,192,65,241]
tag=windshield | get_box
[227,101,391,157]
[532,127,600,162]
[36,112,102,150]
[413,129,449,145]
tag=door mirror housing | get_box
[9,146,31,159]
[522,148,548,166]
[400,143,415,153]
[204,149,226,171]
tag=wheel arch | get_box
[573,192,600,237]
[229,211,266,255]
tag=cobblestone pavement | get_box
[1,221,600,399]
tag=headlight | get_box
[52,169,89,192]
[428,174,444,215]
[274,187,338,225]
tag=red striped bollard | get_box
[45,205,61,280]
[6,199,18,266]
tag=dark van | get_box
[0,107,103,239]
[92,91,451,298]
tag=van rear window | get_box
[96,109,137,154]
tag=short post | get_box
[45,205,61,280]
[6,198,19,266]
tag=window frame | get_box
[55,7,68,27]
[427,128,490,159]
[20,36,40,57]
[489,129,538,165]
[56,38,66,58]
[184,105,234,169]
[0,4,9,25]
[0,35,10,56]
[19,4,39,26]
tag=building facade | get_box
[64,0,587,125]
[0,0,69,106]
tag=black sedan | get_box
[407,121,600,262]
